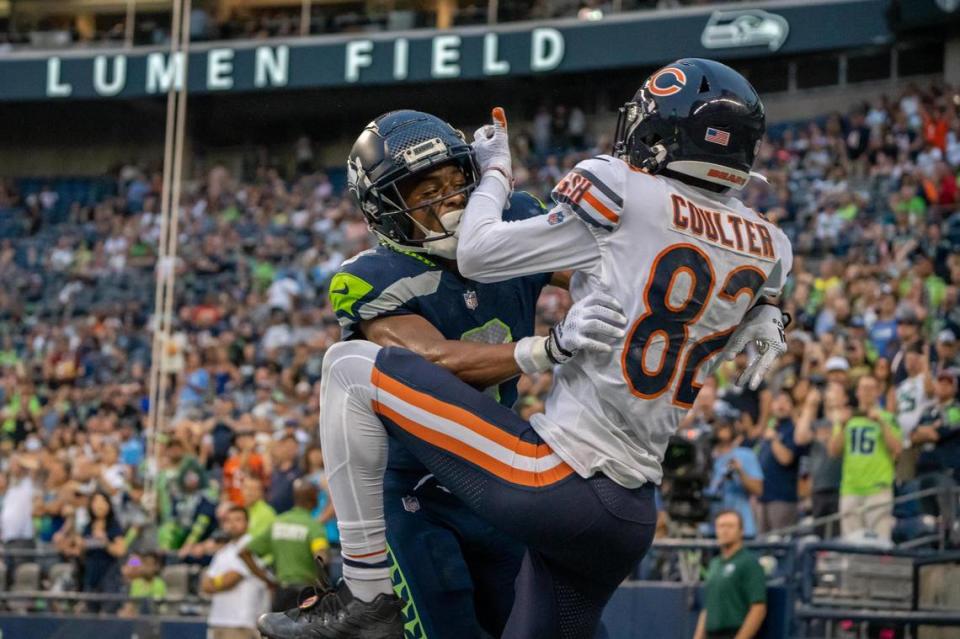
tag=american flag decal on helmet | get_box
[704,127,730,146]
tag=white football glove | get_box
[514,292,627,374]
[721,303,788,390]
[471,107,513,184]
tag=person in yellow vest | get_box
[241,479,328,611]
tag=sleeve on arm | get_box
[763,228,794,296]
[551,157,626,233]
[457,173,601,283]
[745,557,768,604]
[244,528,272,558]
[330,260,436,337]
[742,450,764,480]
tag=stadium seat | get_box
[12,563,40,591]
[160,564,191,600]
[45,563,76,592]
[8,563,41,612]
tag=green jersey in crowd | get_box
[245,507,328,586]
[835,410,902,497]
[703,548,767,633]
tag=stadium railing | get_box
[761,482,959,550]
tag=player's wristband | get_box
[545,325,573,364]
[514,336,553,375]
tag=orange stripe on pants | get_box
[371,399,574,488]
[373,370,557,460]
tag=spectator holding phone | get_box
[707,407,764,538]
[56,491,127,612]
[203,506,269,639]
[796,387,847,538]
[757,391,811,534]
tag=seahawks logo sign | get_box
[701,9,789,52]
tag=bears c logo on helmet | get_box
[646,67,687,97]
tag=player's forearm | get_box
[361,315,521,388]
[459,174,598,282]
[416,340,521,389]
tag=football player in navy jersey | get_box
[257,110,619,639]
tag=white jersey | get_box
[895,374,932,439]
[459,155,793,488]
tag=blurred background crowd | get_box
[0,0,742,50]
[0,78,958,609]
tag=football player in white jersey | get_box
[292,58,793,639]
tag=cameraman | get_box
[706,405,764,538]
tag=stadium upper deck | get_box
[0,0,747,51]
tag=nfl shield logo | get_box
[464,290,479,310]
[402,495,420,513]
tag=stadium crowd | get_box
[0,0,744,50]
[0,80,958,608]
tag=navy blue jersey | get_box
[330,192,551,472]
[331,191,551,408]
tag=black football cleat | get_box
[257,580,403,639]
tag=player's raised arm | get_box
[457,108,601,283]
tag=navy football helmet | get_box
[613,58,765,191]
[347,110,479,251]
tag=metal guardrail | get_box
[794,604,960,626]
[760,483,959,550]
[0,591,207,605]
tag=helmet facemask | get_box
[364,153,479,260]
[613,98,673,175]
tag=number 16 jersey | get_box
[533,155,793,488]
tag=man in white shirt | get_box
[1,457,37,545]
[1,457,38,587]
[266,276,302,313]
[202,506,269,639]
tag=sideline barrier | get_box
[0,584,790,639]
[0,614,206,639]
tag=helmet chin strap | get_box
[638,143,669,172]
[377,209,463,261]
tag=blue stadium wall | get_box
[0,585,791,639]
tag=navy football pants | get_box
[372,346,656,639]
[384,465,523,638]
